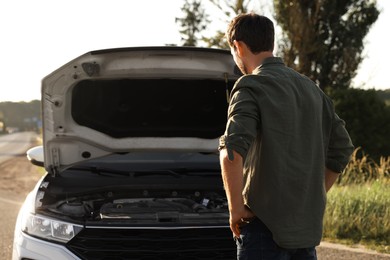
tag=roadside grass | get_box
[323,149,390,253]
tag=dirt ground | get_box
[2,155,389,260]
[0,154,42,197]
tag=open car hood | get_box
[41,46,239,174]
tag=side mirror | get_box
[26,146,44,167]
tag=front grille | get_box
[67,226,236,260]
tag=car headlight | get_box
[21,213,83,243]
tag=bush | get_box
[328,88,390,160]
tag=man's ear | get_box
[233,40,245,57]
[233,40,242,57]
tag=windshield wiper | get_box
[163,167,221,176]
[68,166,220,178]
[68,166,183,178]
[132,169,182,178]
[68,166,132,177]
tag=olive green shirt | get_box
[219,57,354,248]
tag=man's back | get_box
[227,57,351,248]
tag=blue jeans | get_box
[235,218,317,260]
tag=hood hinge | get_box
[50,147,60,177]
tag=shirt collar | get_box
[252,57,284,74]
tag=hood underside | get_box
[41,47,239,173]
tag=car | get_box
[13,46,240,260]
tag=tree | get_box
[176,0,256,49]
[0,100,41,132]
[273,0,379,90]
[202,0,250,49]
[176,0,210,46]
[202,0,274,49]
[330,88,390,160]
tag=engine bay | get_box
[35,152,229,225]
[37,187,228,224]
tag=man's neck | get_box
[248,51,274,74]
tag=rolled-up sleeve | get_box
[219,87,259,161]
[326,113,354,173]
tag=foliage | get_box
[0,100,41,132]
[175,0,210,46]
[376,89,390,106]
[324,181,390,253]
[176,0,262,49]
[329,88,390,160]
[273,0,379,91]
[338,148,389,185]
[208,0,249,15]
[202,0,250,49]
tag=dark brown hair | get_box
[226,13,274,53]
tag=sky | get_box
[0,0,388,103]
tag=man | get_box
[219,13,354,259]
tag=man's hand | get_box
[230,206,255,238]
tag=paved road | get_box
[0,132,38,164]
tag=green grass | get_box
[323,149,390,253]
[324,181,390,253]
